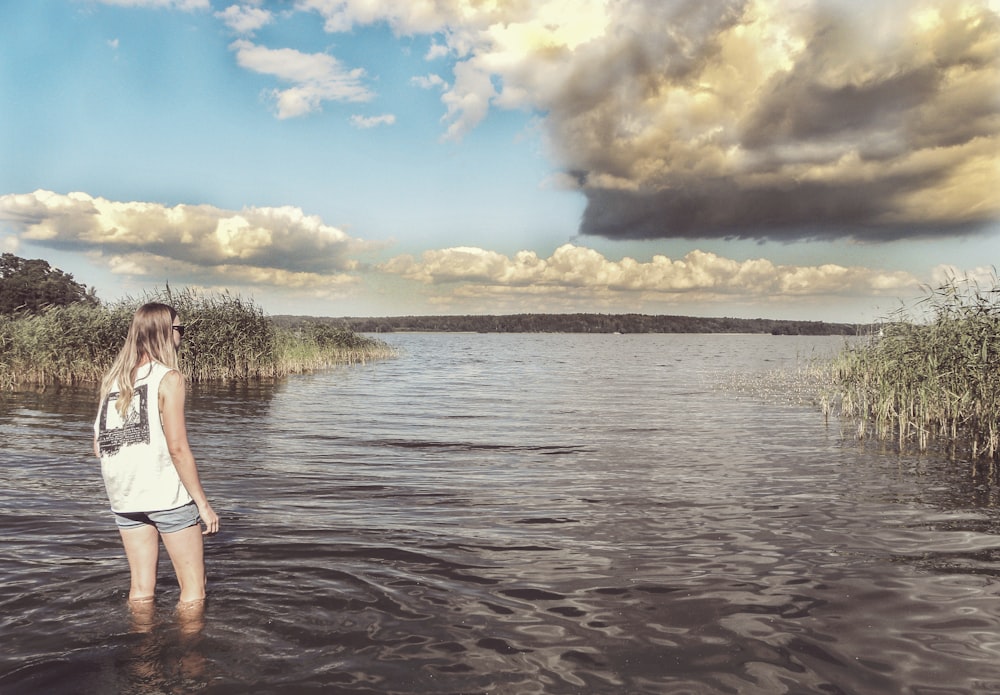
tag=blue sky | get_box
[1,0,998,322]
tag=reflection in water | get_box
[4,334,1000,693]
[175,601,208,687]
[124,599,208,694]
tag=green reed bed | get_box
[830,277,1000,460]
[274,321,397,373]
[0,301,131,389]
[0,288,395,389]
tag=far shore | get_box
[273,313,867,336]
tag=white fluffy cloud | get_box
[230,39,373,118]
[929,264,1000,289]
[0,190,378,292]
[216,4,274,35]
[350,113,396,128]
[103,253,360,295]
[379,243,919,300]
[411,74,447,90]
[95,0,209,9]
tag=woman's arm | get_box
[159,369,220,535]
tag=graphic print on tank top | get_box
[97,384,151,456]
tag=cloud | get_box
[94,0,209,9]
[411,74,447,90]
[929,263,999,289]
[230,39,373,118]
[296,0,474,34]
[102,252,360,295]
[350,113,396,128]
[425,42,449,60]
[216,4,274,35]
[0,190,381,291]
[293,0,1000,241]
[542,0,1000,242]
[379,243,919,300]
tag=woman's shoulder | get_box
[145,360,182,386]
[155,363,185,386]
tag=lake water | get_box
[3,332,1000,694]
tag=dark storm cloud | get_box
[553,1,1000,242]
[580,175,986,243]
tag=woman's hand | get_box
[199,502,220,535]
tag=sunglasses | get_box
[172,325,186,337]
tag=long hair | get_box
[99,303,180,418]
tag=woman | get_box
[93,302,219,609]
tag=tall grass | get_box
[830,275,1000,460]
[0,288,396,389]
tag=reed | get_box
[273,321,398,373]
[829,275,1000,460]
[0,288,396,389]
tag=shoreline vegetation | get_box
[826,276,1000,463]
[0,288,396,390]
[274,313,867,335]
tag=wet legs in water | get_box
[119,524,206,604]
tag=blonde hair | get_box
[100,303,180,417]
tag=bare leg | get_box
[119,525,160,602]
[161,524,206,604]
[128,595,157,633]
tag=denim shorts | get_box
[113,501,200,534]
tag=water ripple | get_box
[5,334,1000,693]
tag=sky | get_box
[0,0,998,323]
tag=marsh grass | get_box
[829,275,1000,461]
[0,288,395,389]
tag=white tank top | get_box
[94,361,193,513]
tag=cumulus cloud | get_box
[425,42,449,60]
[411,74,447,90]
[929,264,1000,289]
[0,190,380,291]
[230,39,372,118]
[216,4,273,35]
[102,252,359,294]
[379,243,919,300]
[95,0,209,9]
[295,0,477,34]
[293,0,1000,242]
[350,113,396,128]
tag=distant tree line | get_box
[0,253,98,314]
[273,313,867,335]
